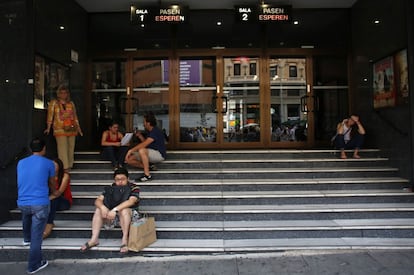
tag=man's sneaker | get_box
[137,174,152,182]
[149,164,157,171]
[22,241,30,246]
[27,260,48,274]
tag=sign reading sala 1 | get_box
[236,4,292,23]
[130,4,188,23]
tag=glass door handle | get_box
[221,96,228,114]
[300,95,309,112]
[301,95,319,112]
[211,96,218,113]
[312,95,320,112]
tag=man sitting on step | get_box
[80,167,139,253]
[125,112,167,182]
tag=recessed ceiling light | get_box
[293,20,299,25]
[216,21,222,26]
[59,26,65,30]
[374,20,380,24]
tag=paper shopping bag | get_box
[128,216,157,252]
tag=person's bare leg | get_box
[340,150,347,159]
[138,148,150,176]
[125,154,144,168]
[81,208,103,250]
[118,208,132,252]
[353,149,361,159]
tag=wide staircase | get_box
[1,149,414,260]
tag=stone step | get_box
[70,177,410,192]
[1,237,414,261]
[74,149,382,160]
[69,167,399,180]
[2,219,414,240]
[9,203,414,221]
[73,157,390,170]
[67,189,414,206]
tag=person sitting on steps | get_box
[334,114,366,159]
[125,112,166,182]
[80,167,139,254]
[101,120,130,170]
[43,158,72,239]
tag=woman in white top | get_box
[334,114,366,159]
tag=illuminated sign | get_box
[155,5,188,23]
[130,5,153,24]
[130,4,188,24]
[235,4,292,23]
[235,6,256,23]
[258,5,292,22]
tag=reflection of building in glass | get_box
[224,57,307,142]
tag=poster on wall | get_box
[373,56,395,109]
[34,55,69,109]
[394,49,409,103]
[162,60,202,85]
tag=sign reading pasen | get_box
[131,4,188,24]
[235,4,292,23]
[258,5,292,22]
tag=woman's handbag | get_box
[128,215,157,252]
[103,185,131,209]
[63,119,78,132]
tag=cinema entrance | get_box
[89,50,349,150]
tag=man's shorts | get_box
[133,149,165,163]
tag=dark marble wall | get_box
[350,0,413,184]
[0,0,87,222]
[0,0,34,222]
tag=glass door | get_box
[223,56,261,143]
[178,57,218,144]
[269,58,308,144]
[132,58,170,142]
[91,60,127,149]
[89,54,349,150]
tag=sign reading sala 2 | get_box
[236,4,292,23]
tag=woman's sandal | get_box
[120,244,128,253]
[80,241,99,252]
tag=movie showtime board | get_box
[235,4,292,23]
[131,3,291,24]
[130,4,188,24]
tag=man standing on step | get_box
[17,138,59,274]
[125,112,166,182]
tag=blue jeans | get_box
[101,146,129,167]
[334,133,364,150]
[19,204,50,272]
[48,196,70,224]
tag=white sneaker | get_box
[22,241,30,246]
[27,260,48,274]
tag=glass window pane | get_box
[270,58,307,142]
[179,58,217,142]
[224,56,260,143]
[132,59,170,141]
